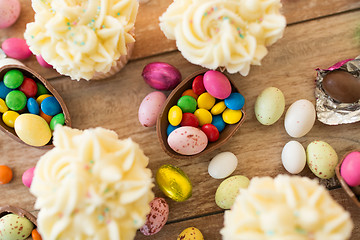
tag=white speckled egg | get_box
[138,91,167,127]
[208,152,238,179]
[168,126,208,155]
[255,87,285,125]
[281,140,306,174]
[284,99,315,138]
[306,140,338,179]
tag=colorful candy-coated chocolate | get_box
[211,115,226,132]
[177,95,197,113]
[0,0,21,29]
[225,92,245,110]
[22,167,35,188]
[194,108,212,126]
[203,70,231,99]
[182,89,198,100]
[5,90,27,111]
[0,165,13,184]
[27,97,40,115]
[2,38,32,60]
[19,78,38,98]
[201,124,219,142]
[36,94,52,105]
[211,101,226,115]
[41,96,61,116]
[36,55,52,68]
[40,110,52,124]
[14,113,52,146]
[215,175,250,209]
[168,126,208,155]
[341,151,360,186]
[197,92,215,110]
[32,229,42,240]
[0,81,12,99]
[3,69,24,89]
[168,105,182,126]
[222,109,242,124]
[140,197,169,236]
[180,112,199,127]
[167,124,179,136]
[0,214,34,240]
[192,75,206,95]
[138,91,167,127]
[0,98,8,113]
[2,110,19,128]
[36,83,49,96]
[156,164,192,202]
[50,113,65,130]
[177,227,204,240]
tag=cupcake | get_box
[24,0,139,80]
[159,0,286,76]
[31,125,154,240]
[221,175,354,240]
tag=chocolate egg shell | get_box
[0,205,37,226]
[322,70,360,103]
[157,69,246,159]
[0,65,71,149]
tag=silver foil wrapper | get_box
[315,57,360,125]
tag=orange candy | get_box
[32,229,42,240]
[182,89,199,100]
[0,165,13,184]
[40,109,52,124]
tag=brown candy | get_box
[322,70,360,103]
[0,205,37,226]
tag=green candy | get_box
[3,69,24,89]
[50,113,65,130]
[0,214,34,240]
[36,82,49,96]
[177,95,197,113]
[5,90,27,111]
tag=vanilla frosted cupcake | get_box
[159,0,286,76]
[24,0,138,80]
[31,125,154,240]
[221,175,353,240]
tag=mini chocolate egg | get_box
[215,175,249,209]
[138,91,167,127]
[281,140,306,174]
[255,87,285,125]
[340,151,360,187]
[140,197,169,235]
[0,214,34,240]
[203,71,231,99]
[177,227,204,240]
[306,140,338,179]
[142,62,181,91]
[208,152,238,179]
[156,164,192,202]
[167,126,208,155]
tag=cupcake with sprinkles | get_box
[24,0,139,80]
[159,0,286,76]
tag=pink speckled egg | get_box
[168,126,208,155]
[0,0,21,29]
[138,91,167,127]
[341,151,360,187]
[22,167,35,188]
[36,55,53,68]
[2,38,32,60]
[140,197,169,236]
[203,70,231,99]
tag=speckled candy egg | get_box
[138,91,167,127]
[306,140,338,179]
[215,175,250,209]
[167,126,208,155]
[177,227,204,240]
[0,214,34,240]
[255,87,285,125]
[140,197,169,236]
[0,0,21,29]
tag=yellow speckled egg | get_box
[14,113,52,146]
[177,227,204,240]
[156,164,192,202]
[306,140,338,179]
[255,87,285,125]
[215,175,250,209]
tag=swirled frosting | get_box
[221,175,354,240]
[24,0,138,80]
[159,0,286,76]
[31,125,154,240]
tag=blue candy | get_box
[211,115,226,132]
[224,93,245,110]
[0,81,12,99]
[27,97,40,115]
[167,124,180,136]
[41,96,61,116]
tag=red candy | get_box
[181,113,199,127]
[192,75,206,95]
[19,78,38,98]
[201,124,219,142]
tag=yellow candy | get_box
[168,105,182,126]
[211,101,226,115]
[222,109,243,124]
[156,164,192,202]
[197,92,215,110]
[194,108,212,126]
[14,114,52,146]
[36,94,52,105]
[0,98,8,113]
[177,227,204,240]
[2,111,19,128]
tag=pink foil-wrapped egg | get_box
[2,38,32,60]
[140,197,169,235]
[341,151,360,187]
[36,55,53,68]
[0,0,21,29]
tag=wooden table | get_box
[1,1,360,239]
